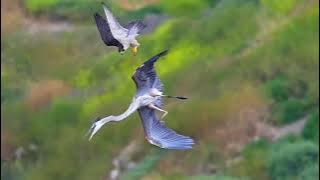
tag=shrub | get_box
[24,0,101,20]
[47,99,82,126]
[268,141,319,180]
[186,175,247,180]
[260,0,299,15]
[1,88,20,103]
[121,149,167,180]
[228,139,271,179]
[298,163,319,180]
[160,0,209,17]
[24,0,59,13]
[271,98,307,125]
[303,110,319,143]
[264,77,290,102]
[278,98,306,124]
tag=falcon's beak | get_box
[131,46,138,56]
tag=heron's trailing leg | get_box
[148,104,168,122]
[161,95,188,100]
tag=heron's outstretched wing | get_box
[94,13,124,52]
[132,50,168,91]
[125,21,146,36]
[132,50,167,107]
[102,3,128,38]
[138,106,194,150]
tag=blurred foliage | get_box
[303,110,320,143]
[268,140,319,180]
[160,0,209,17]
[23,0,160,21]
[122,149,167,180]
[24,0,57,12]
[272,98,307,125]
[264,77,290,102]
[24,0,102,20]
[1,0,319,179]
[186,175,248,180]
[298,163,319,180]
[227,139,271,180]
[260,0,299,15]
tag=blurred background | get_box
[1,0,319,179]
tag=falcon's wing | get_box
[102,3,128,38]
[94,13,124,51]
[138,106,194,150]
[125,21,146,36]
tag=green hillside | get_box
[1,0,319,179]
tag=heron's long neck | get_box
[100,99,139,124]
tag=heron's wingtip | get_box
[155,49,169,59]
[160,49,169,56]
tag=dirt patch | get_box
[25,80,72,111]
[23,18,74,34]
[1,0,24,34]
[195,85,268,155]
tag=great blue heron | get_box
[94,2,146,55]
[87,50,194,150]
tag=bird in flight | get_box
[94,2,146,56]
[87,50,194,150]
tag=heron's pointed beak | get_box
[86,121,103,141]
[131,46,138,56]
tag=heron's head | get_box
[87,117,104,141]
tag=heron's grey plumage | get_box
[132,50,167,107]
[87,50,194,150]
[133,50,194,149]
[138,107,194,150]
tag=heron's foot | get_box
[160,120,165,125]
[161,111,168,120]
[148,104,168,121]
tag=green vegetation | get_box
[122,149,167,180]
[228,140,271,180]
[1,0,319,179]
[260,0,299,15]
[268,140,319,180]
[303,110,320,143]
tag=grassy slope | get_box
[1,0,319,179]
